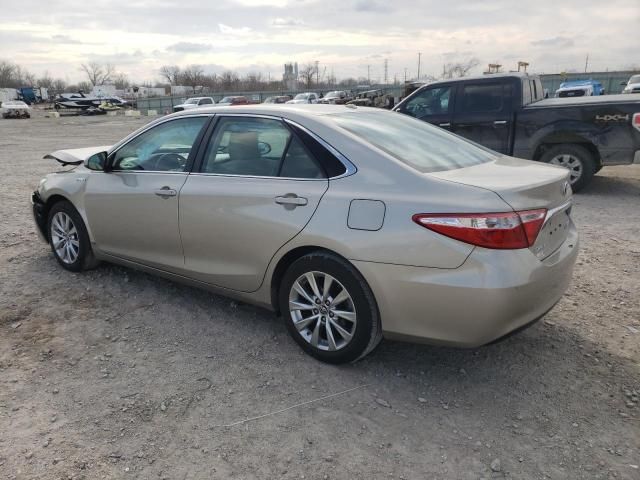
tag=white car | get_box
[286,93,319,104]
[622,74,640,94]
[173,97,215,112]
[1,100,30,118]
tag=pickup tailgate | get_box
[429,155,573,259]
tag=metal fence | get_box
[134,86,404,114]
[539,70,638,96]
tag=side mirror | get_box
[85,151,108,171]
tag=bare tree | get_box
[80,62,115,86]
[181,65,205,93]
[0,61,17,87]
[37,72,54,89]
[113,73,130,90]
[159,65,181,85]
[441,58,480,79]
[298,63,317,89]
[219,70,239,91]
[52,78,67,94]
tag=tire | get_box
[539,144,596,192]
[47,200,99,272]
[279,251,382,364]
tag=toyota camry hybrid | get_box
[32,105,578,363]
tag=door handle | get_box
[154,186,177,198]
[493,120,508,126]
[275,195,308,208]
[439,123,451,128]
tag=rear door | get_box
[178,115,329,292]
[452,81,514,154]
[395,84,454,130]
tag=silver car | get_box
[32,105,578,363]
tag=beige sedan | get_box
[32,105,578,363]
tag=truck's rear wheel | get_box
[540,144,596,192]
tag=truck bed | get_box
[526,93,640,109]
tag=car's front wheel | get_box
[47,200,99,272]
[279,252,382,364]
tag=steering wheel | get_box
[152,153,186,171]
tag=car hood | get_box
[428,156,571,211]
[287,100,308,104]
[44,146,111,165]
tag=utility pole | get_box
[367,64,370,85]
[384,59,388,85]
[404,68,408,83]
[417,52,422,80]
[584,54,589,73]
[315,60,320,85]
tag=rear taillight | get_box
[412,209,547,250]
[633,113,640,132]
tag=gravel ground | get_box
[1,113,639,480]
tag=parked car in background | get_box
[263,95,292,104]
[555,79,605,97]
[217,96,250,106]
[32,105,578,363]
[1,100,31,118]
[318,91,350,104]
[286,93,319,104]
[622,74,640,94]
[394,73,640,191]
[172,97,215,112]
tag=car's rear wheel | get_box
[279,252,382,364]
[540,144,596,192]
[47,200,99,272]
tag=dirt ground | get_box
[1,113,638,480]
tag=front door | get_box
[179,115,329,292]
[84,116,209,270]
[452,81,513,154]
[396,84,454,131]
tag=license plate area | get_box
[531,209,571,260]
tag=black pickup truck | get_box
[393,73,640,191]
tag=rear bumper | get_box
[600,148,640,166]
[353,223,579,347]
[31,191,48,242]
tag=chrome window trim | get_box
[192,113,356,180]
[107,114,214,174]
[108,114,215,157]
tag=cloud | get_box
[167,42,211,53]
[354,0,391,12]
[51,34,83,44]
[271,17,305,28]
[531,36,575,48]
[218,23,252,36]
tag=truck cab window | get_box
[460,83,505,112]
[402,86,451,119]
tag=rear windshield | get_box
[329,111,495,172]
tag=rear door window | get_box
[460,83,505,112]
[200,117,325,179]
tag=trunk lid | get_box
[429,156,573,260]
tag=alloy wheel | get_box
[288,271,357,351]
[50,211,80,264]
[549,153,583,184]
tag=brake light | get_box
[633,113,640,132]
[412,209,547,249]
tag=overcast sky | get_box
[1,0,638,84]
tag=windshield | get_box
[325,91,341,98]
[294,93,310,100]
[185,98,199,104]
[220,97,233,103]
[629,75,640,84]
[329,111,495,173]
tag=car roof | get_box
[170,104,370,119]
[427,72,534,86]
